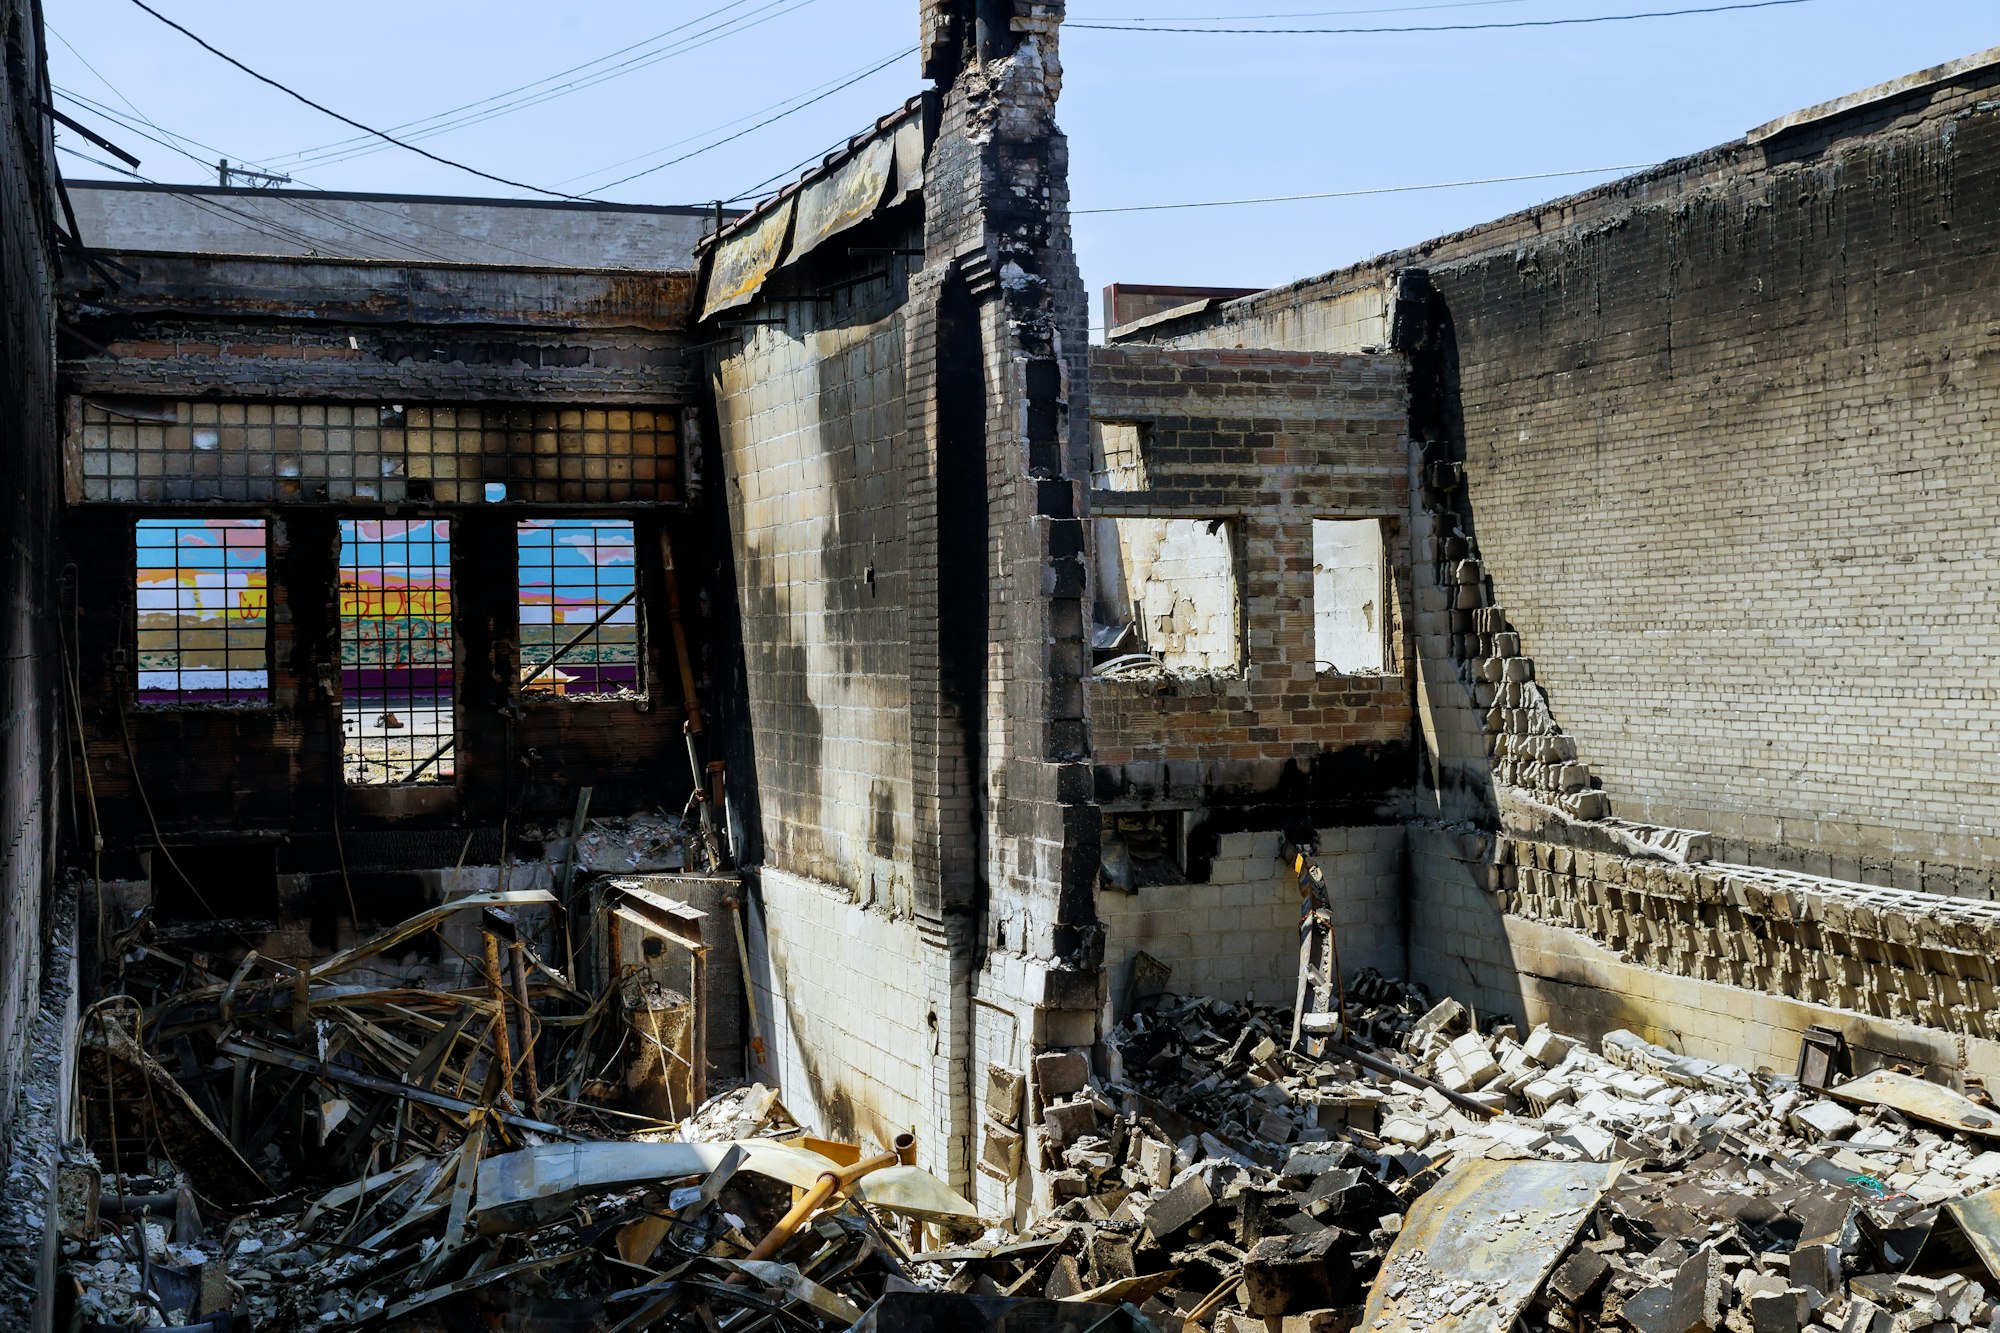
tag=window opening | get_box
[135,518,270,707]
[516,519,641,698]
[1089,421,1150,492]
[1313,518,1386,674]
[339,518,453,784]
[1093,516,1239,672]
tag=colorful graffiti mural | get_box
[135,518,269,706]
[339,519,454,783]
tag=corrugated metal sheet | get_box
[887,117,925,209]
[701,197,795,321]
[787,134,896,265]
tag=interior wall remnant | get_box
[1312,518,1385,675]
[0,0,77,1323]
[1088,421,1147,491]
[1139,58,2000,893]
[707,2,1097,1214]
[1094,517,1239,672]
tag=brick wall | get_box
[1147,62,2000,891]
[707,1,1096,1202]
[1087,347,1414,808]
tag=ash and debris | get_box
[0,882,77,1329]
[948,970,2000,1332]
[54,883,987,1332]
[54,901,2000,1333]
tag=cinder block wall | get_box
[710,3,1097,1212]
[744,871,932,1148]
[711,284,930,1150]
[1147,62,2000,892]
[1097,826,1404,1016]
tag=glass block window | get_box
[77,400,677,505]
[340,519,454,785]
[517,519,641,699]
[134,518,269,706]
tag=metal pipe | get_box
[724,896,766,1064]
[735,1134,913,1269]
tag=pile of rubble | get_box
[958,969,2000,1332]
[58,886,1021,1331]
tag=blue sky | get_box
[48,1,1997,332]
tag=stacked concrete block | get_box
[1501,830,2000,1042]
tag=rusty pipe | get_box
[737,1133,913,1268]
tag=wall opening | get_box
[339,518,454,785]
[517,518,641,699]
[1089,420,1149,492]
[1312,518,1385,674]
[1093,516,1239,672]
[134,517,269,707]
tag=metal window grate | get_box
[517,519,641,699]
[339,519,453,785]
[135,518,270,707]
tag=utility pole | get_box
[217,159,292,188]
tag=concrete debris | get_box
[898,972,2000,1332]
[63,891,2000,1333]
[60,891,1015,1332]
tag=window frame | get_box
[513,514,647,706]
[1309,515,1390,677]
[335,513,459,787]
[131,514,275,711]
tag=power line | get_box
[53,87,567,266]
[120,0,585,200]
[265,0,772,167]
[52,90,462,262]
[1076,0,1531,18]
[280,0,822,174]
[1070,0,1810,32]
[1072,163,1657,214]
[587,47,915,196]
[552,46,913,190]
[725,136,860,204]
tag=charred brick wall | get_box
[1146,63,2000,895]
[1083,347,1414,1021]
[56,249,707,890]
[711,1,1096,1214]
[709,264,936,1159]
[1086,347,1413,805]
[0,0,74,1324]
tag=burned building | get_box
[0,0,1997,1327]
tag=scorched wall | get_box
[1142,52,2000,895]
